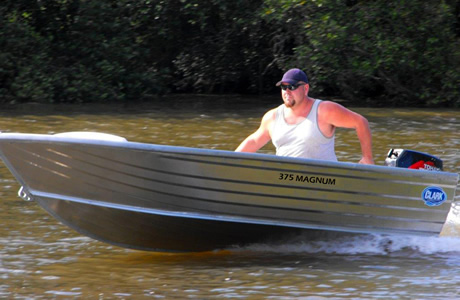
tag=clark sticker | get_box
[422,186,447,206]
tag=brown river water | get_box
[0,97,459,299]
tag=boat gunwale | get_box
[0,132,458,183]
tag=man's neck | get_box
[284,97,315,123]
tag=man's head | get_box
[276,68,309,108]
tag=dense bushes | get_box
[262,0,460,106]
[1,0,458,106]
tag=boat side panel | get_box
[0,138,457,237]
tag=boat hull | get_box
[34,195,326,252]
[0,133,458,252]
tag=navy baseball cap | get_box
[276,68,309,86]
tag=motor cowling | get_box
[384,149,443,171]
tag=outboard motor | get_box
[384,149,443,171]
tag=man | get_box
[235,68,374,164]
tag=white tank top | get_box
[271,100,337,161]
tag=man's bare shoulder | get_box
[318,100,353,119]
[261,107,279,122]
[318,100,344,112]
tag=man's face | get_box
[280,83,305,108]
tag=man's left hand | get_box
[359,157,375,165]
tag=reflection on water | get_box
[0,98,459,298]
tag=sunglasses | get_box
[280,83,305,91]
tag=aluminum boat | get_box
[0,132,458,252]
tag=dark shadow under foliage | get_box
[1,0,458,107]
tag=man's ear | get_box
[304,84,309,96]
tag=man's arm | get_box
[319,102,374,164]
[235,110,274,153]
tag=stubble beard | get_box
[285,101,295,108]
[284,96,296,108]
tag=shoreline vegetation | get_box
[1,95,458,118]
[1,1,459,107]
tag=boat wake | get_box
[237,203,460,256]
[239,233,460,256]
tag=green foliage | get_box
[0,0,458,106]
[1,0,169,103]
[262,0,460,106]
